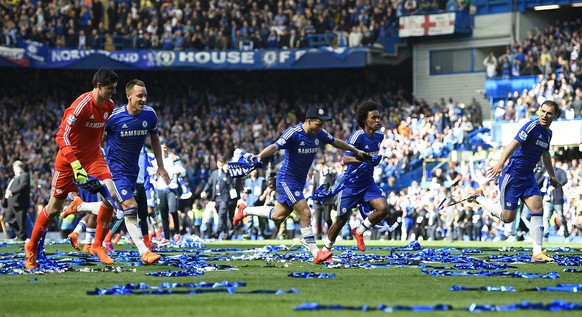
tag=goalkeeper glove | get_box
[70,160,88,183]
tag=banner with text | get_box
[0,45,368,70]
[399,13,456,38]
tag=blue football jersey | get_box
[504,119,552,176]
[275,124,334,185]
[344,130,383,188]
[106,105,158,179]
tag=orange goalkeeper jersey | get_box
[55,91,114,165]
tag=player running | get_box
[322,100,389,257]
[25,68,119,269]
[104,79,170,265]
[469,100,561,262]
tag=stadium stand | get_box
[0,0,421,50]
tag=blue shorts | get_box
[337,183,385,217]
[277,181,305,208]
[112,175,137,203]
[499,172,541,211]
[79,188,100,203]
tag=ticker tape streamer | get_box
[450,285,516,292]
[451,284,582,293]
[467,300,582,312]
[532,284,582,292]
[87,281,245,295]
[293,303,452,312]
[294,301,582,312]
[145,269,205,277]
[288,271,336,279]
[86,281,301,296]
[422,269,560,279]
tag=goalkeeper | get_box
[25,68,120,269]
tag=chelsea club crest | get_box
[262,51,277,67]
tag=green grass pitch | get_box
[1,240,581,317]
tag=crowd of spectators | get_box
[0,0,468,51]
[2,8,582,243]
[382,147,582,243]
[485,18,581,121]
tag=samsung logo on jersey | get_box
[120,130,148,137]
[536,140,548,148]
[298,148,318,154]
[85,122,106,128]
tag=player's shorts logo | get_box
[294,191,300,197]
[122,189,128,196]
[506,202,511,207]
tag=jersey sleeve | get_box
[275,127,295,149]
[321,129,335,145]
[344,132,360,157]
[148,108,159,135]
[514,121,532,144]
[56,106,84,163]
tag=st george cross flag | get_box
[399,13,456,38]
